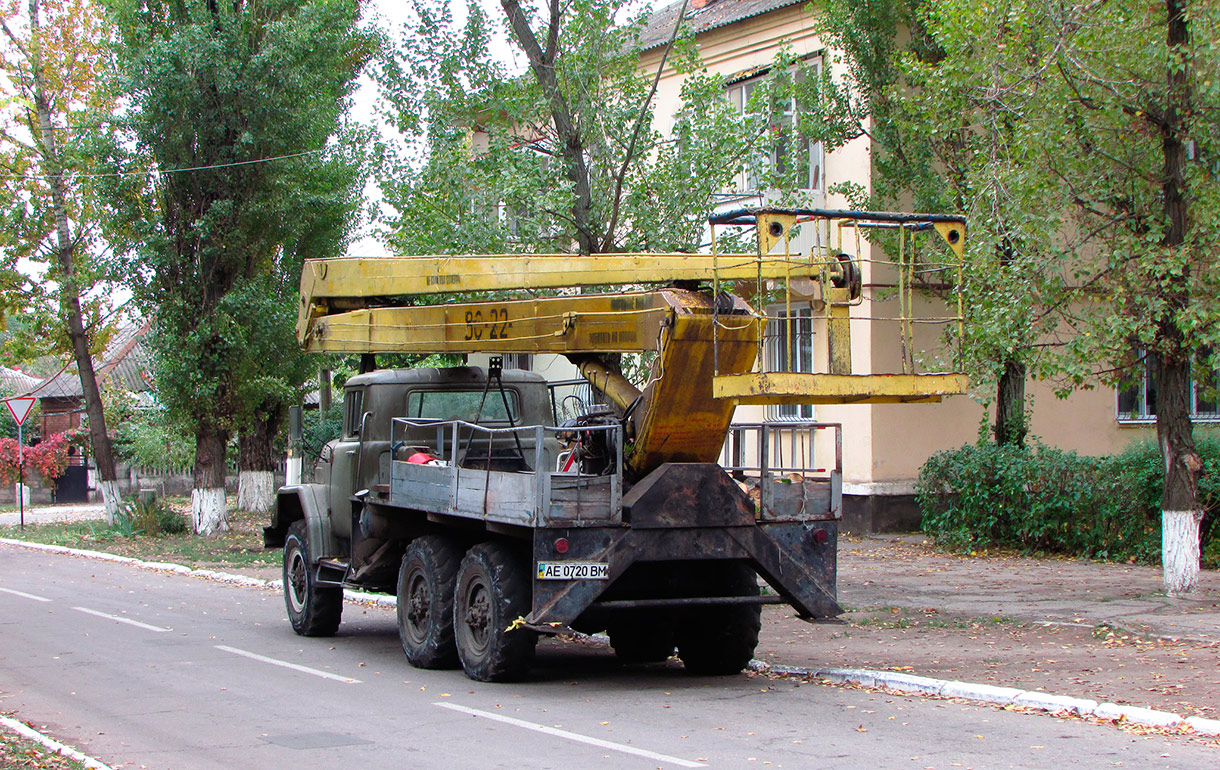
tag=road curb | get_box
[5,537,1217,738]
[0,538,399,606]
[0,714,112,770]
[747,660,1220,735]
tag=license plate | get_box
[536,561,609,580]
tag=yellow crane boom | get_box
[294,208,970,478]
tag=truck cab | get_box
[267,365,559,566]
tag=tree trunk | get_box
[237,405,282,514]
[1154,0,1200,596]
[319,368,332,412]
[994,355,1027,447]
[500,0,599,254]
[25,0,121,523]
[192,425,230,534]
[1155,349,1203,595]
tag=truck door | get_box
[327,386,365,540]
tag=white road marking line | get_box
[214,645,362,684]
[0,587,51,602]
[435,702,707,768]
[72,607,171,633]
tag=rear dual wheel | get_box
[397,536,462,669]
[453,542,538,682]
[676,563,762,675]
[609,611,676,664]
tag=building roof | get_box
[27,321,154,400]
[637,0,804,51]
[0,367,41,396]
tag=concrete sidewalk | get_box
[0,502,105,528]
[836,534,1220,643]
[756,534,1220,721]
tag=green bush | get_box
[916,439,1220,565]
[125,496,188,536]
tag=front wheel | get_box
[453,542,537,682]
[283,520,342,636]
[397,536,462,669]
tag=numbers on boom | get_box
[464,308,512,341]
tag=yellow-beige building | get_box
[478,0,1199,531]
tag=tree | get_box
[101,0,372,533]
[1025,0,1220,594]
[808,0,1072,448]
[378,0,822,259]
[816,0,1220,593]
[0,0,125,520]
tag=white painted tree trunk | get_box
[1162,509,1203,596]
[192,487,229,535]
[286,455,302,486]
[237,470,275,513]
[99,479,122,525]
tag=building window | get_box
[766,307,814,420]
[503,352,532,371]
[725,59,824,195]
[1116,349,1220,422]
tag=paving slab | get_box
[757,534,1220,721]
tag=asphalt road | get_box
[0,543,1215,770]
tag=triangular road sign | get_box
[4,397,37,425]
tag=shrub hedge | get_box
[916,438,1220,567]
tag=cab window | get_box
[406,389,519,423]
[344,388,364,437]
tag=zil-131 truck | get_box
[264,208,968,681]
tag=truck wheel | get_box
[453,542,537,682]
[397,536,461,669]
[283,520,343,636]
[608,613,676,664]
[676,564,761,675]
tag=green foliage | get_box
[111,403,195,470]
[92,509,140,539]
[0,0,121,346]
[124,495,188,536]
[917,439,1220,564]
[816,0,1220,422]
[1204,536,1220,571]
[88,496,188,539]
[377,0,823,256]
[97,0,373,479]
[302,401,342,459]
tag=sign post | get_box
[5,397,37,530]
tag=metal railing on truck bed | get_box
[389,417,623,527]
[720,421,843,521]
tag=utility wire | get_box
[0,148,326,182]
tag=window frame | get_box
[1115,348,1220,423]
[724,58,825,196]
[765,305,815,421]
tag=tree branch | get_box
[600,0,690,253]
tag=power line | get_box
[0,148,327,182]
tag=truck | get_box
[264,207,968,682]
